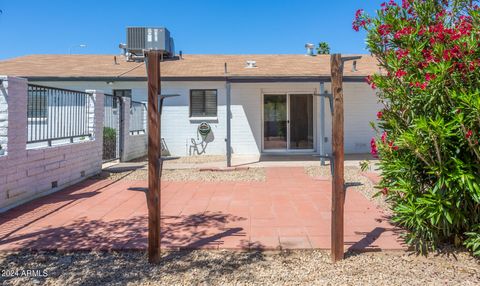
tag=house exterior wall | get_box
[32,80,381,156]
[0,76,104,212]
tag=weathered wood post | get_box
[330,53,345,262]
[146,50,162,264]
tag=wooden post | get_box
[146,50,162,264]
[330,53,345,262]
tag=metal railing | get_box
[103,94,121,161]
[129,101,146,135]
[27,84,92,145]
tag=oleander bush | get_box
[353,0,480,255]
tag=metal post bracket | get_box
[158,94,180,114]
[314,93,334,115]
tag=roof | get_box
[0,54,378,81]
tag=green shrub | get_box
[354,0,480,255]
[103,127,117,141]
[465,224,480,256]
[103,127,117,160]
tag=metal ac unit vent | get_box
[124,27,175,62]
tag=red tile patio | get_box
[0,167,406,251]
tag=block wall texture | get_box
[0,77,104,212]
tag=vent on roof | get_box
[305,43,315,56]
[245,60,257,68]
[351,60,358,72]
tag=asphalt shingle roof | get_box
[0,54,379,80]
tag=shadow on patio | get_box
[0,211,256,251]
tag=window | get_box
[113,90,131,109]
[114,89,132,99]
[27,93,47,118]
[190,89,217,117]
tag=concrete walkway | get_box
[0,167,404,251]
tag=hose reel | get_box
[197,122,212,139]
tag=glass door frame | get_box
[261,92,316,153]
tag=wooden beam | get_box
[330,53,345,262]
[146,50,162,264]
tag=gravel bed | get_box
[131,155,226,164]
[1,249,478,285]
[305,166,390,212]
[104,168,265,182]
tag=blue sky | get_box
[0,0,384,60]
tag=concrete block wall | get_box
[0,76,8,154]
[121,97,148,162]
[0,76,104,212]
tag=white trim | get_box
[189,117,218,121]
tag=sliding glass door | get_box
[263,94,287,150]
[263,94,314,151]
[289,94,314,149]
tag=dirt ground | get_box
[0,249,478,286]
[104,168,266,182]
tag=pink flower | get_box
[422,49,435,62]
[381,131,388,144]
[401,0,410,9]
[381,188,389,195]
[466,130,473,139]
[366,75,376,89]
[370,137,378,158]
[410,81,428,90]
[419,27,426,36]
[377,111,383,119]
[388,140,399,150]
[394,26,415,39]
[355,9,364,19]
[425,73,436,81]
[396,49,409,60]
[395,69,407,78]
[378,24,392,36]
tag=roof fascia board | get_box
[25,76,367,83]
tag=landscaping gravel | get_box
[1,249,478,285]
[105,168,266,182]
[130,155,226,164]
[306,165,390,212]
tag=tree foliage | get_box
[317,42,331,54]
[354,0,480,255]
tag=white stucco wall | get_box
[33,80,381,156]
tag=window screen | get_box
[190,89,217,117]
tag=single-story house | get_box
[0,54,380,157]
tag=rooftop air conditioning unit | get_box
[125,27,175,61]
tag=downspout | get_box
[225,63,232,167]
[320,82,326,166]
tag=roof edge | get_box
[25,75,367,83]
